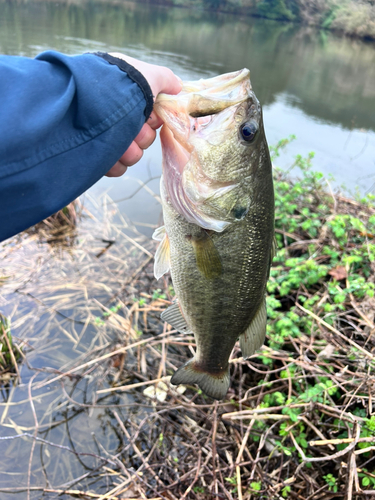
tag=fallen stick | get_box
[310,436,375,447]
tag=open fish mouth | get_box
[154,69,260,232]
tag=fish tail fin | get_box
[171,359,230,400]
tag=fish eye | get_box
[240,121,258,142]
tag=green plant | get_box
[152,288,167,300]
[336,417,375,454]
[323,473,338,493]
[250,481,262,493]
[359,470,375,488]
[193,486,205,493]
[102,304,122,317]
[94,304,123,326]
[281,485,291,497]
[94,317,105,326]
[0,314,22,374]
[225,474,238,493]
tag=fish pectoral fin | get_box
[240,298,267,359]
[191,234,222,280]
[154,233,170,280]
[161,302,191,334]
[152,225,166,242]
[171,358,230,400]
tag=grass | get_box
[0,143,374,499]
[0,314,23,383]
[27,199,82,246]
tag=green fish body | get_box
[153,70,275,399]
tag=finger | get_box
[119,141,143,166]
[105,161,128,178]
[157,67,182,96]
[134,123,156,150]
[147,111,163,130]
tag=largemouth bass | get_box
[153,69,275,400]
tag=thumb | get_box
[155,67,182,96]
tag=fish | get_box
[153,69,275,400]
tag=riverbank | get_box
[1,145,375,498]
[2,0,375,41]
[144,0,375,41]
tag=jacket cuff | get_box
[94,52,154,120]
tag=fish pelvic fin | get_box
[240,298,267,359]
[171,359,230,400]
[153,228,170,280]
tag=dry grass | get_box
[0,175,374,499]
[26,199,82,246]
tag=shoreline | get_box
[144,0,375,42]
[5,0,374,42]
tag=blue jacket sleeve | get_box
[0,51,153,242]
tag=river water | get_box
[1,0,374,234]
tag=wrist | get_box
[94,52,153,119]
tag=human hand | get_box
[106,54,182,177]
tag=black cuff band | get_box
[94,52,154,120]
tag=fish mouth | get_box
[155,68,251,128]
[155,69,256,232]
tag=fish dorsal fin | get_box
[239,298,267,359]
[190,233,222,280]
[161,302,192,334]
[152,225,166,242]
[154,232,170,280]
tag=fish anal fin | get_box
[161,302,191,334]
[154,233,170,280]
[171,358,230,400]
[190,233,222,279]
[240,299,267,359]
